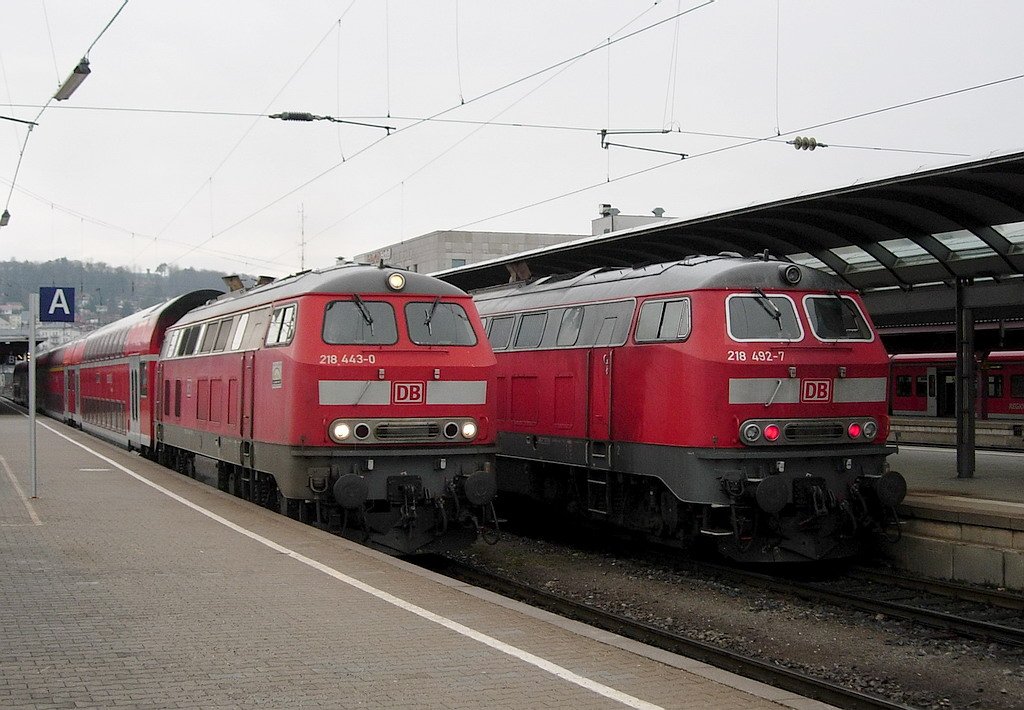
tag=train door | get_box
[63,368,70,420]
[936,367,955,417]
[925,367,938,417]
[587,347,614,465]
[73,367,81,425]
[128,355,141,448]
[240,351,256,466]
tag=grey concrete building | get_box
[355,206,671,274]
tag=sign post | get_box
[30,286,76,497]
[28,293,38,498]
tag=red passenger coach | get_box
[155,264,497,554]
[37,291,221,448]
[474,254,906,562]
[890,351,1024,420]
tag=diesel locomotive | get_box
[25,263,499,554]
[473,254,907,562]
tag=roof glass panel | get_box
[878,238,929,259]
[787,252,834,274]
[931,229,992,254]
[830,245,876,266]
[993,221,1024,245]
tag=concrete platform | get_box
[881,445,1024,589]
[0,402,832,710]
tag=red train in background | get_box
[473,254,907,563]
[18,263,499,554]
[890,351,1024,420]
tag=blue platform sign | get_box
[39,286,75,323]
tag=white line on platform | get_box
[36,418,663,710]
[0,454,42,526]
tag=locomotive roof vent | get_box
[718,251,742,258]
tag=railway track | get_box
[419,554,915,710]
[695,560,1024,648]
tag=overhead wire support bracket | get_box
[269,112,396,135]
[599,129,687,159]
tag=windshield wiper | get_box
[423,296,441,334]
[352,294,374,332]
[753,288,783,330]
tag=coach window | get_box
[987,375,1004,398]
[323,300,397,344]
[915,376,928,397]
[230,313,249,350]
[803,295,871,341]
[406,301,477,346]
[727,293,802,342]
[486,316,514,350]
[895,376,912,397]
[556,307,584,347]
[514,312,547,349]
[635,298,691,342]
[1011,375,1024,399]
[266,304,297,347]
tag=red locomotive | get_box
[473,254,906,562]
[890,351,1024,420]
[26,263,499,554]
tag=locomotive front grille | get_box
[783,422,845,442]
[375,421,441,441]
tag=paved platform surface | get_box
[889,445,1024,526]
[0,403,832,710]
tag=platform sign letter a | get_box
[39,286,75,323]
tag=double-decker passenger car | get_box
[890,351,1024,420]
[474,254,906,562]
[29,264,499,554]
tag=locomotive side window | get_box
[579,300,635,347]
[199,321,219,352]
[487,316,515,350]
[727,293,802,342]
[212,318,232,352]
[406,301,477,346]
[230,313,249,350]
[803,295,871,341]
[635,298,691,342]
[322,300,397,344]
[176,325,201,356]
[266,304,297,347]
[164,330,180,358]
[514,312,547,349]
[556,307,584,346]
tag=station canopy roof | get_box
[438,149,1024,332]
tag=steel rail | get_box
[421,555,914,710]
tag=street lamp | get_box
[54,58,91,101]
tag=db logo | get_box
[801,379,832,402]
[392,381,425,404]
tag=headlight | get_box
[742,423,762,443]
[863,420,878,439]
[461,421,478,439]
[386,272,406,291]
[329,420,351,442]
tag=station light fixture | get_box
[0,210,9,227]
[54,58,91,101]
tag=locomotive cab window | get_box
[727,293,802,342]
[487,316,515,350]
[323,299,397,344]
[406,301,477,346]
[266,304,297,346]
[635,298,691,342]
[803,295,872,341]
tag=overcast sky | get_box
[1,1,1022,278]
